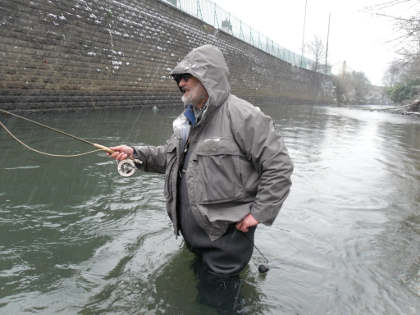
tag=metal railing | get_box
[161,0,329,74]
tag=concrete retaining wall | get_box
[0,0,335,111]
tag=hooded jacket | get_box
[132,45,293,241]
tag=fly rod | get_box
[0,108,141,176]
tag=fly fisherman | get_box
[109,45,293,286]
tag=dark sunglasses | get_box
[173,73,192,84]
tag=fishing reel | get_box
[91,144,142,177]
[117,159,142,177]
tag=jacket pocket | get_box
[193,138,245,204]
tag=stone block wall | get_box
[0,0,335,111]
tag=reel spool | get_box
[117,159,137,177]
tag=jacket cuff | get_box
[130,145,144,169]
[250,205,273,226]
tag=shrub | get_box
[387,79,420,103]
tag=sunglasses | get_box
[173,73,192,84]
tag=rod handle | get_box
[93,143,114,154]
[93,143,142,164]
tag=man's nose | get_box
[178,78,187,88]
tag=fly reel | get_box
[117,159,142,177]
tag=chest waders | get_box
[177,143,256,276]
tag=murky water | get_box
[0,104,419,314]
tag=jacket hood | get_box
[171,45,231,107]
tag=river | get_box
[0,104,419,314]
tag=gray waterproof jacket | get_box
[133,45,293,241]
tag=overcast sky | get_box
[211,0,409,86]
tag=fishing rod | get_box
[0,109,141,177]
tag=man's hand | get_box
[109,145,134,161]
[235,214,259,232]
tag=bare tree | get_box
[370,1,420,76]
[371,0,420,104]
[334,71,372,104]
[306,36,325,72]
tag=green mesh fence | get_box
[161,0,330,74]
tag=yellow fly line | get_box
[0,108,112,157]
[0,109,141,177]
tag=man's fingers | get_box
[239,225,249,232]
[236,214,259,232]
[109,151,127,161]
[235,221,248,232]
[117,153,127,160]
[110,145,125,151]
[107,145,134,161]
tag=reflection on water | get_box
[0,105,419,314]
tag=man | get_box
[109,45,293,277]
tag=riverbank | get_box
[376,99,420,117]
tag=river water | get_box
[0,104,419,314]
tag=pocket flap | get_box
[195,138,241,156]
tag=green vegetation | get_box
[386,78,420,103]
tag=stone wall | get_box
[0,0,335,111]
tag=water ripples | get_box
[1,106,419,314]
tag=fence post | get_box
[196,0,202,19]
[214,2,218,28]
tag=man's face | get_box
[178,74,208,108]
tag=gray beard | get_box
[181,85,206,106]
[181,94,192,106]
[181,94,207,107]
